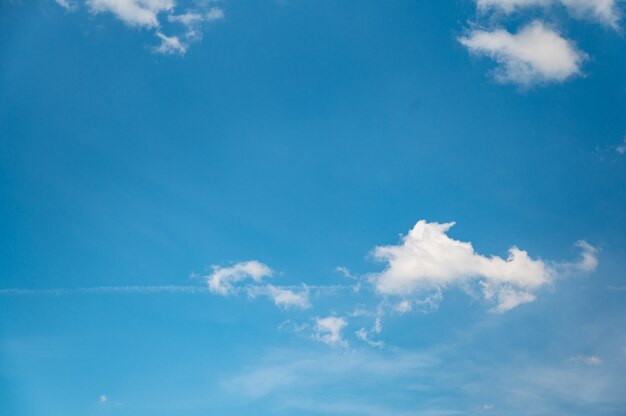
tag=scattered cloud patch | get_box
[616,137,626,154]
[567,355,603,365]
[55,0,76,10]
[476,0,621,28]
[154,32,186,54]
[459,21,587,86]
[54,0,225,54]
[206,6,225,21]
[314,316,348,347]
[99,394,108,403]
[207,261,273,296]
[355,317,384,348]
[86,0,174,28]
[373,220,597,312]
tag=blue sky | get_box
[1,0,626,415]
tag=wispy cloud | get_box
[476,0,621,28]
[567,355,603,365]
[54,0,225,55]
[0,285,208,296]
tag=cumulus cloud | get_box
[314,316,348,347]
[207,261,273,296]
[373,220,597,312]
[616,137,626,154]
[476,0,621,27]
[459,21,587,86]
[87,0,174,28]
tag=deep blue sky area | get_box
[1,1,626,415]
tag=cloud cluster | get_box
[206,261,311,311]
[373,220,597,312]
[461,0,621,86]
[54,0,225,54]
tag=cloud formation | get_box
[86,0,174,28]
[206,261,311,310]
[373,220,597,312]
[55,0,225,54]
[314,316,348,347]
[476,0,620,27]
[206,261,272,296]
[460,21,587,86]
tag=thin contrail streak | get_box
[0,285,209,296]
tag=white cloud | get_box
[459,21,587,86]
[567,355,604,365]
[206,7,225,21]
[355,317,384,348]
[154,32,187,55]
[206,261,273,296]
[262,285,311,310]
[373,220,597,312]
[476,0,620,27]
[99,394,108,403]
[616,137,626,154]
[87,0,174,28]
[314,316,348,347]
[54,0,76,10]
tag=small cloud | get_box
[567,355,603,365]
[264,285,311,310]
[459,21,587,87]
[154,32,187,55]
[616,137,626,154]
[206,7,225,21]
[87,0,175,28]
[483,403,495,410]
[314,316,348,347]
[99,394,108,403]
[206,261,273,296]
[54,0,75,11]
[394,300,413,314]
[355,317,384,348]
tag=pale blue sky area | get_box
[1,1,626,415]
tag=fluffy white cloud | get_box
[459,21,587,86]
[207,261,273,296]
[87,0,174,28]
[314,316,348,347]
[373,220,597,312]
[476,0,620,27]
